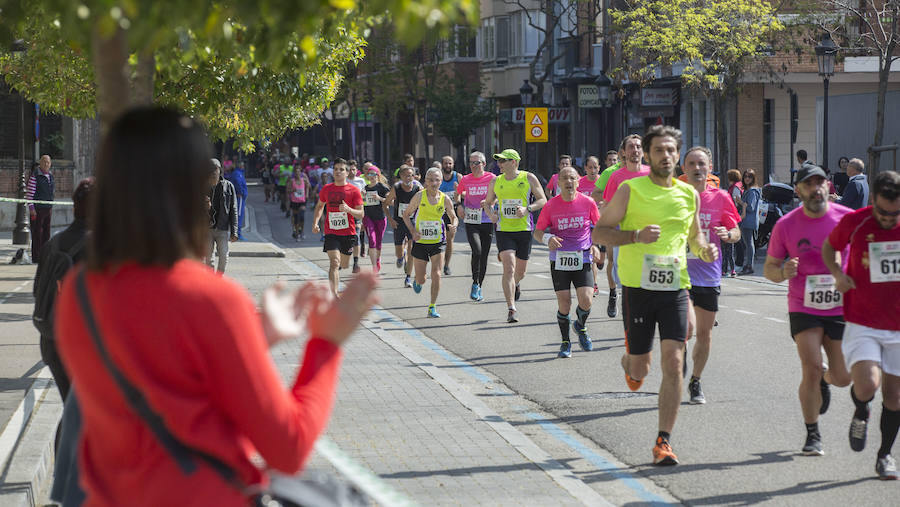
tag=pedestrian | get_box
[682,147,742,405]
[362,166,390,273]
[456,151,496,301]
[53,107,378,506]
[481,148,548,323]
[738,168,762,275]
[384,165,421,287]
[26,154,54,262]
[288,165,310,240]
[722,169,743,277]
[823,170,900,479]
[592,125,717,466]
[225,160,248,240]
[401,167,458,318]
[439,156,460,276]
[312,158,364,297]
[534,166,600,357]
[835,158,869,210]
[764,163,853,456]
[205,158,238,273]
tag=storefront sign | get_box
[509,107,570,124]
[641,88,677,107]
[577,85,602,108]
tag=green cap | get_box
[492,149,521,161]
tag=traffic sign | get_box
[525,108,548,143]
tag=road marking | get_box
[491,262,503,268]
[735,309,756,315]
[718,304,729,308]
[765,317,787,324]
[534,274,550,279]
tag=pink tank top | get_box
[290,177,307,203]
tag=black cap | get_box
[795,164,827,184]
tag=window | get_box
[481,18,495,61]
[496,16,510,63]
[440,25,477,62]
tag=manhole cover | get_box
[569,392,657,400]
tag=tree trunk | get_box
[91,25,131,137]
[132,50,155,106]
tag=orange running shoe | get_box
[625,373,643,391]
[653,437,679,466]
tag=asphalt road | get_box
[255,187,896,506]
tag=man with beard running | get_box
[592,125,716,465]
[456,151,496,301]
[439,156,460,276]
[765,164,853,456]
[682,147,742,405]
[535,166,600,357]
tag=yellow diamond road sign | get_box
[525,108,548,143]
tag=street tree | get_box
[427,69,494,162]
[610,0,784,171]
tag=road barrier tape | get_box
[0,196,74,205]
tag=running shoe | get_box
[412,281,423,294]
[625,374,643,392]
[507,309,518,323]
[427,305,440,318]
[802,432,824,456]
[514,283,521,301]
[396,256,404,269]
[558,341,572,358]
[730,270,737,277]
[404,275,412,288]
[688,378,706,404]
[849,416,868,452]
[652,437,678,466]
[375,259,381,273]
[475,285,484,302]
[470,283,479,300]
[593,284,599,297]
[572,321,592,351]
[738,268,754,275]
[444,265,451,276]
[607,292,617,318]
[876,454,899,480]
[352,264,360,274]
[819,378,831,415]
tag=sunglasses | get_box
[874,205,900,217]
[469,161,484,165]
[498,158,512,163]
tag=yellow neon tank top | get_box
[415,190,447,244]
[494,171,532,232]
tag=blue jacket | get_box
[740,187,761,230]
[836,174,869,210]
[226,168,248,198]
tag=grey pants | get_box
[207,229,230,272]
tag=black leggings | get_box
[465,222,494,285]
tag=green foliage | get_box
[427,70,493,149]
[610,0,784,94]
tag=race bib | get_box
[417,220,442,241]
[445,190,456,202]
[555,251,583,271]
[758,200,769,223]
[686,230,711,260]
[464,207,482,224]
[869,241,900,283]
[364,191,379,206]
[640,254,680,290]
[293,190,306,201]
[804,274,842,310]
[398,203,409,216]
[328,211,349,230]
[502,199,522,219]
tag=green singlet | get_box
[594,162,621,193]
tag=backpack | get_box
[33,235,86,337]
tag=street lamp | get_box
[11,39,30,246]
[594,72,613,151]
[519,80,534,107]
[815,33,837,171]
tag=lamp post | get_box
[519,80,535,171]
[595,72,612,151]
[11,39,30,246]
[815,33,837,171]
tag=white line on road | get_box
[491,262,503,267]
[765,317,787,324]
[718,304,729,308]
[534,274,550,279]
[735,309,756,315]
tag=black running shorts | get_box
[789,312,845,341]
[393,221,413,246]
[411,241,445,261]
[323,234,357,256]
[496,230,532,260]
[622,286,690,355]
[688,285,720,312]
[550,261,593,292]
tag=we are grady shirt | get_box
[686,186,741,287]
[535,193,600,263]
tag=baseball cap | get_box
[493,149,521,161]
[795,165,827,184]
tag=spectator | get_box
[26,155,54,262]
[836,158,870,210]
[833,156,851,194]
[205,158,238,273]
[54,107,378,506]
[225,160,248,240]
[722,169,743,277]
[738,168,762,275]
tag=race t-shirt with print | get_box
[535,192,600,264]
[318,183,362,236]
[768,203,852,316]
[828,206,900,330]
[456,172,496,224]
[602,164,651,203]
[686,186,742,288]
[578,175,600,197]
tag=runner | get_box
[592,125,716,466]
[544,155,572,198]
[385,165,421,287]
[823,170,900,479]
[348,160,367,273]
[682,146,742,405]
[600,135,651,320]
[535,166,600,357]
[277,160,292,217]
[363,166,390,273]
[578,156,605,297]
[402,167,459,318]
[763,164,852,456]
[482,149,548,323]
[287,165,310,241]
[439,156,460,276]
[456,151,496,301]
[591,149,623,307]
[311,158,364,297]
